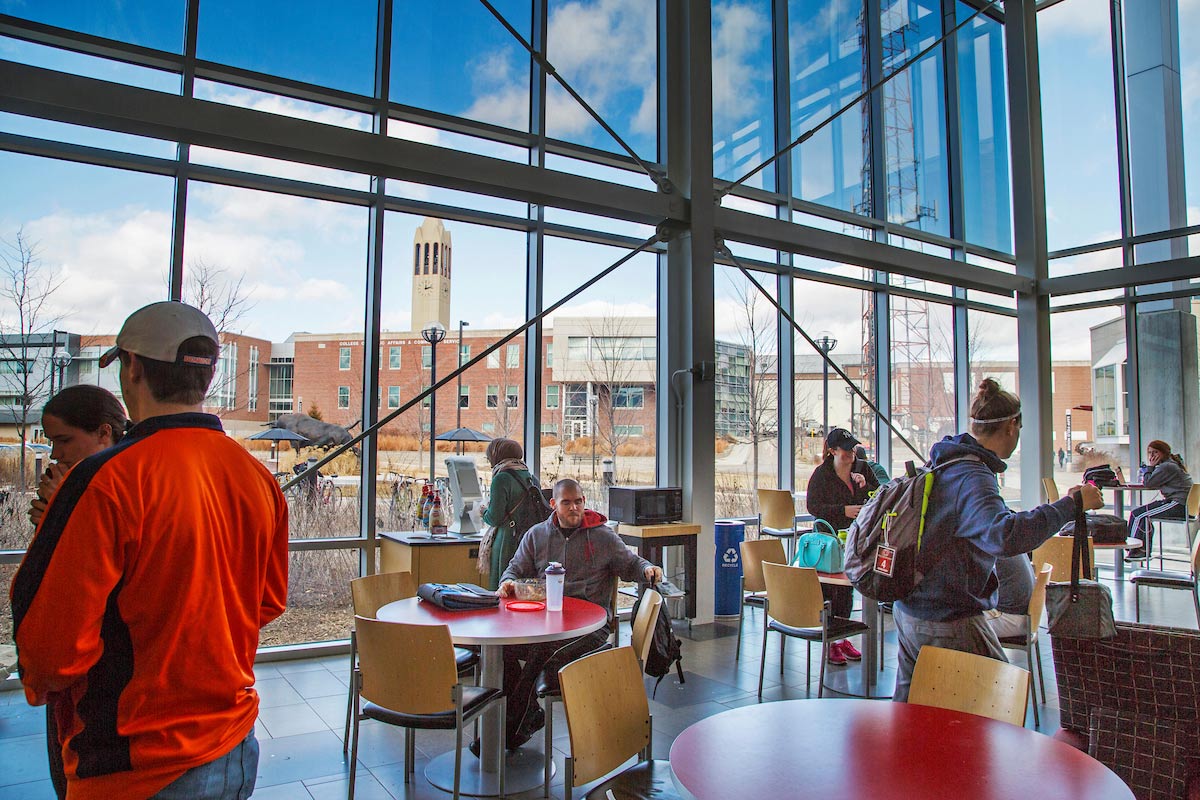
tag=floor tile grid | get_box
[2,575,1197,798]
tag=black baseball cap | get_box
[824,427,860,452]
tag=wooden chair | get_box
[757,488,802,561]
[1032,535,1095,583]
[348,617,505,800]
[1132,532,1200,627]
[344,572,478,751]
[997,564,1053,727]
[1151,482,1200,571]
[1042,477,1060,502]
[736,538,787,660]
[757,562,868,700]
[558,646,681,800]
[540,588,662,796]
[908,645,1031,726]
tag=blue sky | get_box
[0,0,1195,364]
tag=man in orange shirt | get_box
[10,301,289,800]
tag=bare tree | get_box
[488,346,521,439]
[0,229,65,488]
[725,276,777,492]
[178,259,257,416]
[582,315,652,461]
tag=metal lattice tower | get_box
[858,0,938,445]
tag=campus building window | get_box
[339,346,351,370]
[389,346,401,369]
[459,386,469,408]
[506,385,519,408]
[388,385,399,408]
[546,384,560,409]
[613,386,644,408]
[337,386,350,409]
[486,385,499,408]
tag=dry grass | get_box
[561,436,657,457]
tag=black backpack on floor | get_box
[633,584,685,697]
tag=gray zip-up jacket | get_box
[501,509,651,611]
[1139,459,1193,506]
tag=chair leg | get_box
[403,729,414,784]
[806,641,811,690]
[342,631,356,754]
[736,597,744,661]
[498,697,506,800]
[779,634,786,675]
[1033,638,1047,705]
[1158,522,1165,571]
[757,625,769,700]
[1193,585,1200,629]
[543,695,554,797]
[1135,583,1141,622]
[1026,643,1039,728]
[816,634,827,699]
[564,756,575,800]
[348,700,361,800]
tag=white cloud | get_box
[712,2,771,128]
[1035,0,1112,49]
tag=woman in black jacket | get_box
[806,427,879,665]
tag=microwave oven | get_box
[608,486,684,526]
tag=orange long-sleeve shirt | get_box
[10,413,289,800]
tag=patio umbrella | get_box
[434,427,493,443]
[247,427,310,463]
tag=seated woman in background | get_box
[27,384,127,800]
[806,427,879,666]
[1126,439,1192,562]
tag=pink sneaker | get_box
[827,642,847,666]
[840,640,862,661]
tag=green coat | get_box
[482,468,532,589]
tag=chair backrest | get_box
[1032,536,1094,583]
[761,562,824,629]
[908,645,1031,726]
[757,488,796,531]
[1027,563,1053,632]
[630,588,663,668]
[559,646,649,787]
[1187,483,1200,518]
[354,616,459,714]
[1042,477,1060,502]
[350,571,418,618]
[740,538,788,593]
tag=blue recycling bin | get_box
[714,520,746,616]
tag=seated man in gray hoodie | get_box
[497,478,662,750]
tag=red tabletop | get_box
[375,595,608,645]
[669,699,1133,800]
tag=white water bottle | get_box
[545,562,565,611]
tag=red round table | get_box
[669,699,1133,800]
[376,595,607,796]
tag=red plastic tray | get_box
[505,600,546,612]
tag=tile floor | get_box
[2,550,1195,799]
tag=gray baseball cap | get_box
[98,301,219,368]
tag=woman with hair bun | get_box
[891,378,1103,702]
[1125,439,1192,561]
[28,384,127,800]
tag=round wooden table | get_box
[669,699,1133,800]
[376,595,607,797]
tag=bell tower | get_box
[411,217,451,331]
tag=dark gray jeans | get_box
[892,603,1007,702]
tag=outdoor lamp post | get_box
[456,320,469,454]
[589,394,599,486]
[421,322,446,484]
[815,333,838,437]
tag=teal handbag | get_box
[792,519,846,573]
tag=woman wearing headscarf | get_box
[479,438,543,589]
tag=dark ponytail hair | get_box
[969,378,1021,437]
[43,385,128,445]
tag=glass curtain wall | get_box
[9,0,1189,645]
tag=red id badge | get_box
[874,545,896,577]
